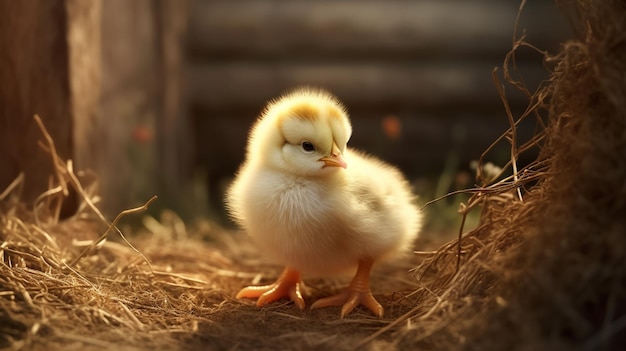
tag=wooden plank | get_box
[154,0,193,214]
[66,0,102,190]
[187,60,548,111]
[95,0,191,215]
[95,0,161,214]
[188,0,570,59]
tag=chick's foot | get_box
[236,267,305,310]
[310,259,384,318]
[310,287,384,318]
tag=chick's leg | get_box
[310,259,383,318]
[236,267,305,310]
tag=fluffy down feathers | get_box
[227,88,421,276]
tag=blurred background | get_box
[0,0,571,234]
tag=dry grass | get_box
[2,0,625,350]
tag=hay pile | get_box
[393,0,626,350]
[1,0,625,350]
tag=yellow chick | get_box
[226,88,422,318]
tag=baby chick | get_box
[226,88,422,318]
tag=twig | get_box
[67,195,157,269]
[493,67,522,202]
[33,115,68,197]
[0,172,24,202]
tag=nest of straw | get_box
[2,0,625,350]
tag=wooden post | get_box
[0,0,190,217]
[0,0,75,205]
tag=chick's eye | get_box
[301,141,315,153]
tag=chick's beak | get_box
[319,143,347,169]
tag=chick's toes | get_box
[236,267,305,310]
[310,288,384,318]
[310,259,384,318]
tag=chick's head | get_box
[248,88,353,177]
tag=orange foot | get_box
[310,259,384,318]
[236,267,305,310]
